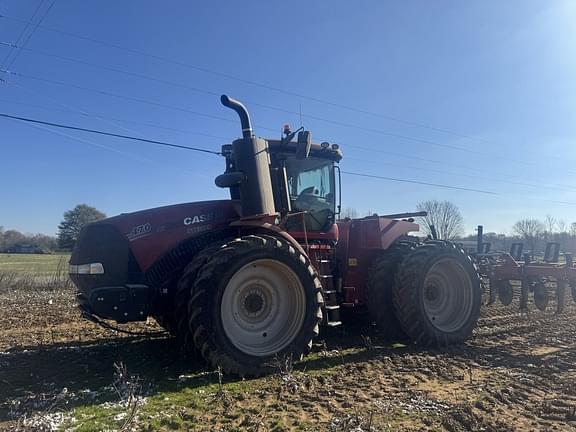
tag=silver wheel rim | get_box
[422,257,474,333]
[220,259,306,356]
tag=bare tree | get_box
[513,218,544,255]
[416,200,465,240]
[544,214,557,243]
[340,207,359,219]
[557,219,567,234]
[571,222,576,237]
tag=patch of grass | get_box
[64,373,258,431]
[71,404,124,432]
[0,253,70,276]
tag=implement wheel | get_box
[189,235,323,376]
[497,280,514,306]
[393,241,482,346]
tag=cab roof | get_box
[266,139,343,162]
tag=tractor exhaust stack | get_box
[217,95,275,217]
[220,95,253,139]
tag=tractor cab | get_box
[215,95,341,237]
[268,138,341,234]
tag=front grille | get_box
[71,224,142,291]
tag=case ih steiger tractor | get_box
[69,95,482,375]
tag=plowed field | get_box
[1,281,576,431]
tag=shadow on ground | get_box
[0,317,554,423]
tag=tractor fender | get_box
[230,219,307,257]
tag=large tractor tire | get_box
[393,241,481,346]
[174,242,226,353]
[366,241,414,339]
[189,235,324,376]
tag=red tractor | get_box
[69,95,482,375]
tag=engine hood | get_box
[72,199,241,272]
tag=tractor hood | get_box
[71,199,241,274]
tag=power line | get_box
[0,12,517,146]
[0,0,45,69]
[0,108,497,195]
[2,110,575,206]
[9,78,165,144]
[345,156,576,193]
[25,117,212,177]
[3,0,55,70]
[0,112,221,155]
[341,171,497,195]
[3,62,575,190]
[3,95,574,196]
[0,42,568,169]
[0,68,280,134]
[0,97,229,140]
[342,171,576,206]
[342,141,576,189]
[0,41,222,98]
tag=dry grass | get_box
[0,255,72,294]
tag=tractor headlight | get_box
[69,263,105,275]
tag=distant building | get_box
[6,244,48,254]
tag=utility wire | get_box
[3,110,576,205]
[9,79,161,143]
[3,0,55,70]
[3,94,576,195]
[0,109,497,195]
[341,171,497,195]
[0,68,280,134]
[342,171,576,206]
[0,93,575,195]
[0,112,221,155]
[0,42,568,169]
[0,1,45,69]
[0,97,229,140]
[345,156,576,193]
[342,142,576,189]
[0,12,521,147]
[24,116,215,178]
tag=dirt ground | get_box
[2,283,576,431]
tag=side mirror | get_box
[215,171,245,188]
[296,131,311,160]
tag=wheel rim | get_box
[220,259,306,356]
[422,257,474,333]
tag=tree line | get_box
[3,200,575,255]
[1,204,106,253]
[464,215,576,255]
[0,227,58,253]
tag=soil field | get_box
[1,280,576,431]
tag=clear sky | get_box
[1,0,575,236]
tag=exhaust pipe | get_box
[221,95,253,139]
[217,94,275,216]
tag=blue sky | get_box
[1,0,575,236]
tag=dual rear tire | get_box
[369,240,482,345]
